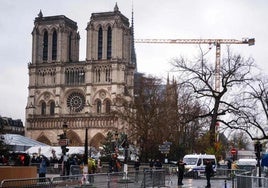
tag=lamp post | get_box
[122,134,129,180]
[60,122,68,176]
[114,130,119,153]
[83,128,88,173]
[254,140,262,187]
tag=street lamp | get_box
[82,128,89,179]
[63,123,68,136]
[60,122,68,176]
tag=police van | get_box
[183,154,217,178]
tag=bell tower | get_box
[31,10,80,64]
[85,3,136,100]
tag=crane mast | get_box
[135,37,255,144]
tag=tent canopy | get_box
[26,146,100,159]
[2,134,48,151]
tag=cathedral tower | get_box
[26,5,136,148]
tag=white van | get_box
[183,154,217,178]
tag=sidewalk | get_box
[44,173,233,188]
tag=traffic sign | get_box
[59,139,68,146]
[230,148,237,155]
[159,149,170,153]
[163,141,172,145]
[159,144,170,154]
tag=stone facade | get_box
[25,4,136,149]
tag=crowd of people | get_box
[1,152,223,187]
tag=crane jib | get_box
[135,38,255,45]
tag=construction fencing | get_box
[0,169,165,188]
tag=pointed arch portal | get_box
[90,133,105,149]
[67,130,83,146]
[37,134,51,145]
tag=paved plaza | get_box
[165,175,232,188]
[44,173,232,188]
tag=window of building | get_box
[52,30,57,60]
[43,31,48,61]
[67,92,85,113]
[96,100,102,113]
[94,67,101,83]
[105,100,111,113]
[98,27,103,60]
[107,26,112,59]
[69,32,72,62]
[105,66,111,82]
[41,102,46,115]
[50,101,55,115]
[65,67,85,85]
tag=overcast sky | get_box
[0,0,267,122]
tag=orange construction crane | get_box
[135,38,255,92]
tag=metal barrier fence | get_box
[4,165,268,188]
[0,177,52,188]
[236,172,268,188]
[141,169,165,188]
[0,169,166,188]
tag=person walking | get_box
[88,157,96,183]
[39,155,49,181]
[134,158,141,182]
[97,158,102,173]
[205,160,213,188]
[177,159,186,186]
[154,159,162,169]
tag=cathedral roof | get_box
[90,4,129,26]
[34,13,78,30]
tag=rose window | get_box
[67,92,85,112]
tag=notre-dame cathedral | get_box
[25,4,136,149]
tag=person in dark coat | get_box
[39,155,49,181]
[205,160,213,188]
[149,159,154,170]
[134,159,141,182]
[177,159,186,186]
[154,159,162,169]
[227,159,232,177]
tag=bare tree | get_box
[171,47,255,146]
[228,75,268,140]
[176,83,208,154]
[113,75,168,161]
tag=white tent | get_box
[25,146,99,159]
[2,134,48,151]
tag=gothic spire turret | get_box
[114,3,119,12]
[130,4,137,67]
[38,10,43,18]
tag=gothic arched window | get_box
[41,102,46,115]
[96,99,102,113]
[105,100,111,113]
[50,101,55,115]
[68,32,72,61]
[105,66,111,82]
[107,26,112,59]
[98,27,103,60]
[43,31,48,61]
[52,30,57,60]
